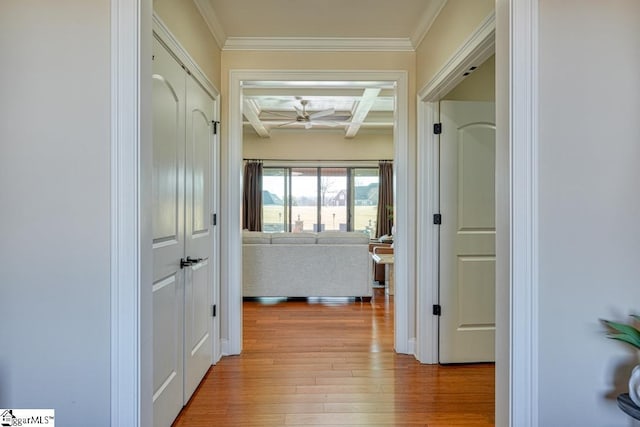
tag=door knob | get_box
[180,256,203,269]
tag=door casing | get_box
[416,12,496,365]
[110,1,541,426]
[225,70,413,356]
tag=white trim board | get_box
[415,99,440,365]
[508,0,539,425]
[211,95,223,365]
[110,0,153,425]
[223,37,415,52]
[225,70,413,356]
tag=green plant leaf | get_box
[607,333,640,349]
[603,319,640,340]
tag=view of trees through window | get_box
[262,167,378,237]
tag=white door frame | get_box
[110,0,539,425]
[415,3,539,427]
[224,70,413,356]
[415,12,495,363]
[110,0,153,425]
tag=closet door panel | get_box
[152,37,185,427]
[184,74,214,401]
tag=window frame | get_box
[262,165,378,235]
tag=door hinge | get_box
[433,123,442,135]
[211,213,217,226]
[433,214,442,225]
[212,304,217,317]
[433,304,441,316]
[212,120,220,135]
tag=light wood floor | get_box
[173,290,495,426]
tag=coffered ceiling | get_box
[242,85,395,138]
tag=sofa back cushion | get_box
[316,231,369,244]
[270,232,317,244]
[242,231,272,244]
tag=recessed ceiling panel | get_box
[208,0,442,39]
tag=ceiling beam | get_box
[243,88,395,98]
[345,88,381,138]
[243,99,270,138]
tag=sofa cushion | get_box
[316,231,370,244]
[242,231,272,244]
[270,232,317,244]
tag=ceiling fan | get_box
[262,99,350,129]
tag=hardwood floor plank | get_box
[172,290,494,426]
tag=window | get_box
[352,168,379,237]
[261,166,379,237]
[262,168,287,232]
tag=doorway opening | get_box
[224,71,413,356]
[415,15,495,365]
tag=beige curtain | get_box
[375,161,393,238]
[242,160,263,231]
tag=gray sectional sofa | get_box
[242,230,371,299]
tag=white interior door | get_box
[152,37,185,425]
[439,100,496,364]
[183,74,214,401]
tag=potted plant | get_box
[603,315,640,407]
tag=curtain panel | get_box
[242,160,263,231]
[375,161,393,238]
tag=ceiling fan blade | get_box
[261,110,297,119]
[309,108,335,120]
[278,121,299,128]
[312,121,342,127]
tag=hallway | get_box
[173,291,494,426]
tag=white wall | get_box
[416,0,494,89]
[538,1,640,425]
[494,1,510,425]
[244,130,393,160]
[153,0,221,88]
[0,1,111,425]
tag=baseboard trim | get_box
[221,338,231,356]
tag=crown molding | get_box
[410,0,448,48]
[194,0,447,52]
[223,37,415,52]
[192,0,226,49]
